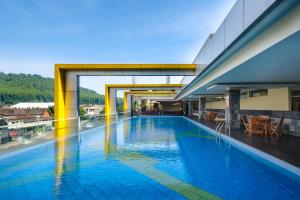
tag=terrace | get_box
[189,115,300,168]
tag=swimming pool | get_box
[0,116,299,200]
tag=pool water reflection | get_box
[0,116,300,200]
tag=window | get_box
[249,89,268,97]
[291,90,300,111]
[240,92,249,99]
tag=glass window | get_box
[249,89,268,97]
[240,92,248,99]
[291,90,300,111]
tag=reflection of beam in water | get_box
[104,116,118,157]
[55,136,65,193]
[107,143,220,200]
[102,118,220,199]
[123,118,128,139]
[121,159,220,200]
[55,126,79,139]
[54,128,80,197]
[56,118,220,199]
[1,118,220,199]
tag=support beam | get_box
[105,84,181,117]
[110,88,117,116]
[123,90,177,114]
[182,102,187,116]
[123,93,132,113]
[54,64,195,131]
[198,98,206,119]
[188,101,193,116]
[54,71,80,132]
[166,76,170,84]
[225,89,241,129]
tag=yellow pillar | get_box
[123,92,128,113]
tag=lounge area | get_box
[241,115,284,136]
[189,112,300,168]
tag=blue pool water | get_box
[0,116,300,200]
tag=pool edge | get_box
[183,116,300,180]
[0,116,138,161]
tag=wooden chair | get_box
[250,117,264,135]
[205,111,211,121]
[270,117,284,136]
[209,112,218,121]
[241,116,250,134]
[258,116,271,135]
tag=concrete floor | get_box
[189,116,300,168]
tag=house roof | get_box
[4,115,52,122]
[24,108,48,116]
[10,102,54,109]
[0,108,51,117]
[0,108,27,116]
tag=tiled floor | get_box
[189,116,300,168]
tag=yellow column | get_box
[105,85,110,116]
[54,67,66,130]
[54,67,79,135]
[123,92,128,113]
[104,86,117,119]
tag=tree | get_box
[79,108,88,120]
[0,72,109,105]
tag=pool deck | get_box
[189,116,300,168]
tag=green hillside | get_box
[0,72,108,105]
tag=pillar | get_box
[182,102,186,115]
[109,88,117,116]
[132,76,136,84]
[188,101,193,116]
[123,93,132,114]
[198,98,206,119]
[126,94,132,113]
[166,76,170,84]
[63,72,80,128]
[225,89,240,129]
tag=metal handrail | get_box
[0,112,132,129]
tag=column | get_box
[126,94,132,113]
[109,88,117,116]
[166,76,170,84]
[188,101,193,116]
[225,89,240,129]
[64,71,80,128]
[198,98,206,120]
[182,101,187,116]
[132,76,136,84]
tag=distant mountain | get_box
[0,72,106,105]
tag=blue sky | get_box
[0,0,235,94]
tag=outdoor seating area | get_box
[189,116,300,167]
[189,110,285,137]
[205,111,218,121]
[241,115,284,136]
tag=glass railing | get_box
[0,111,134,153]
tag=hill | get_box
[0,72,108,105]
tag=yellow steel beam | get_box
[105,83,182,89]
[55,64,196,71]
[54,63,193,131]
[105,84,182,115]
[124,90,176,95]
[123,91,177,113]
